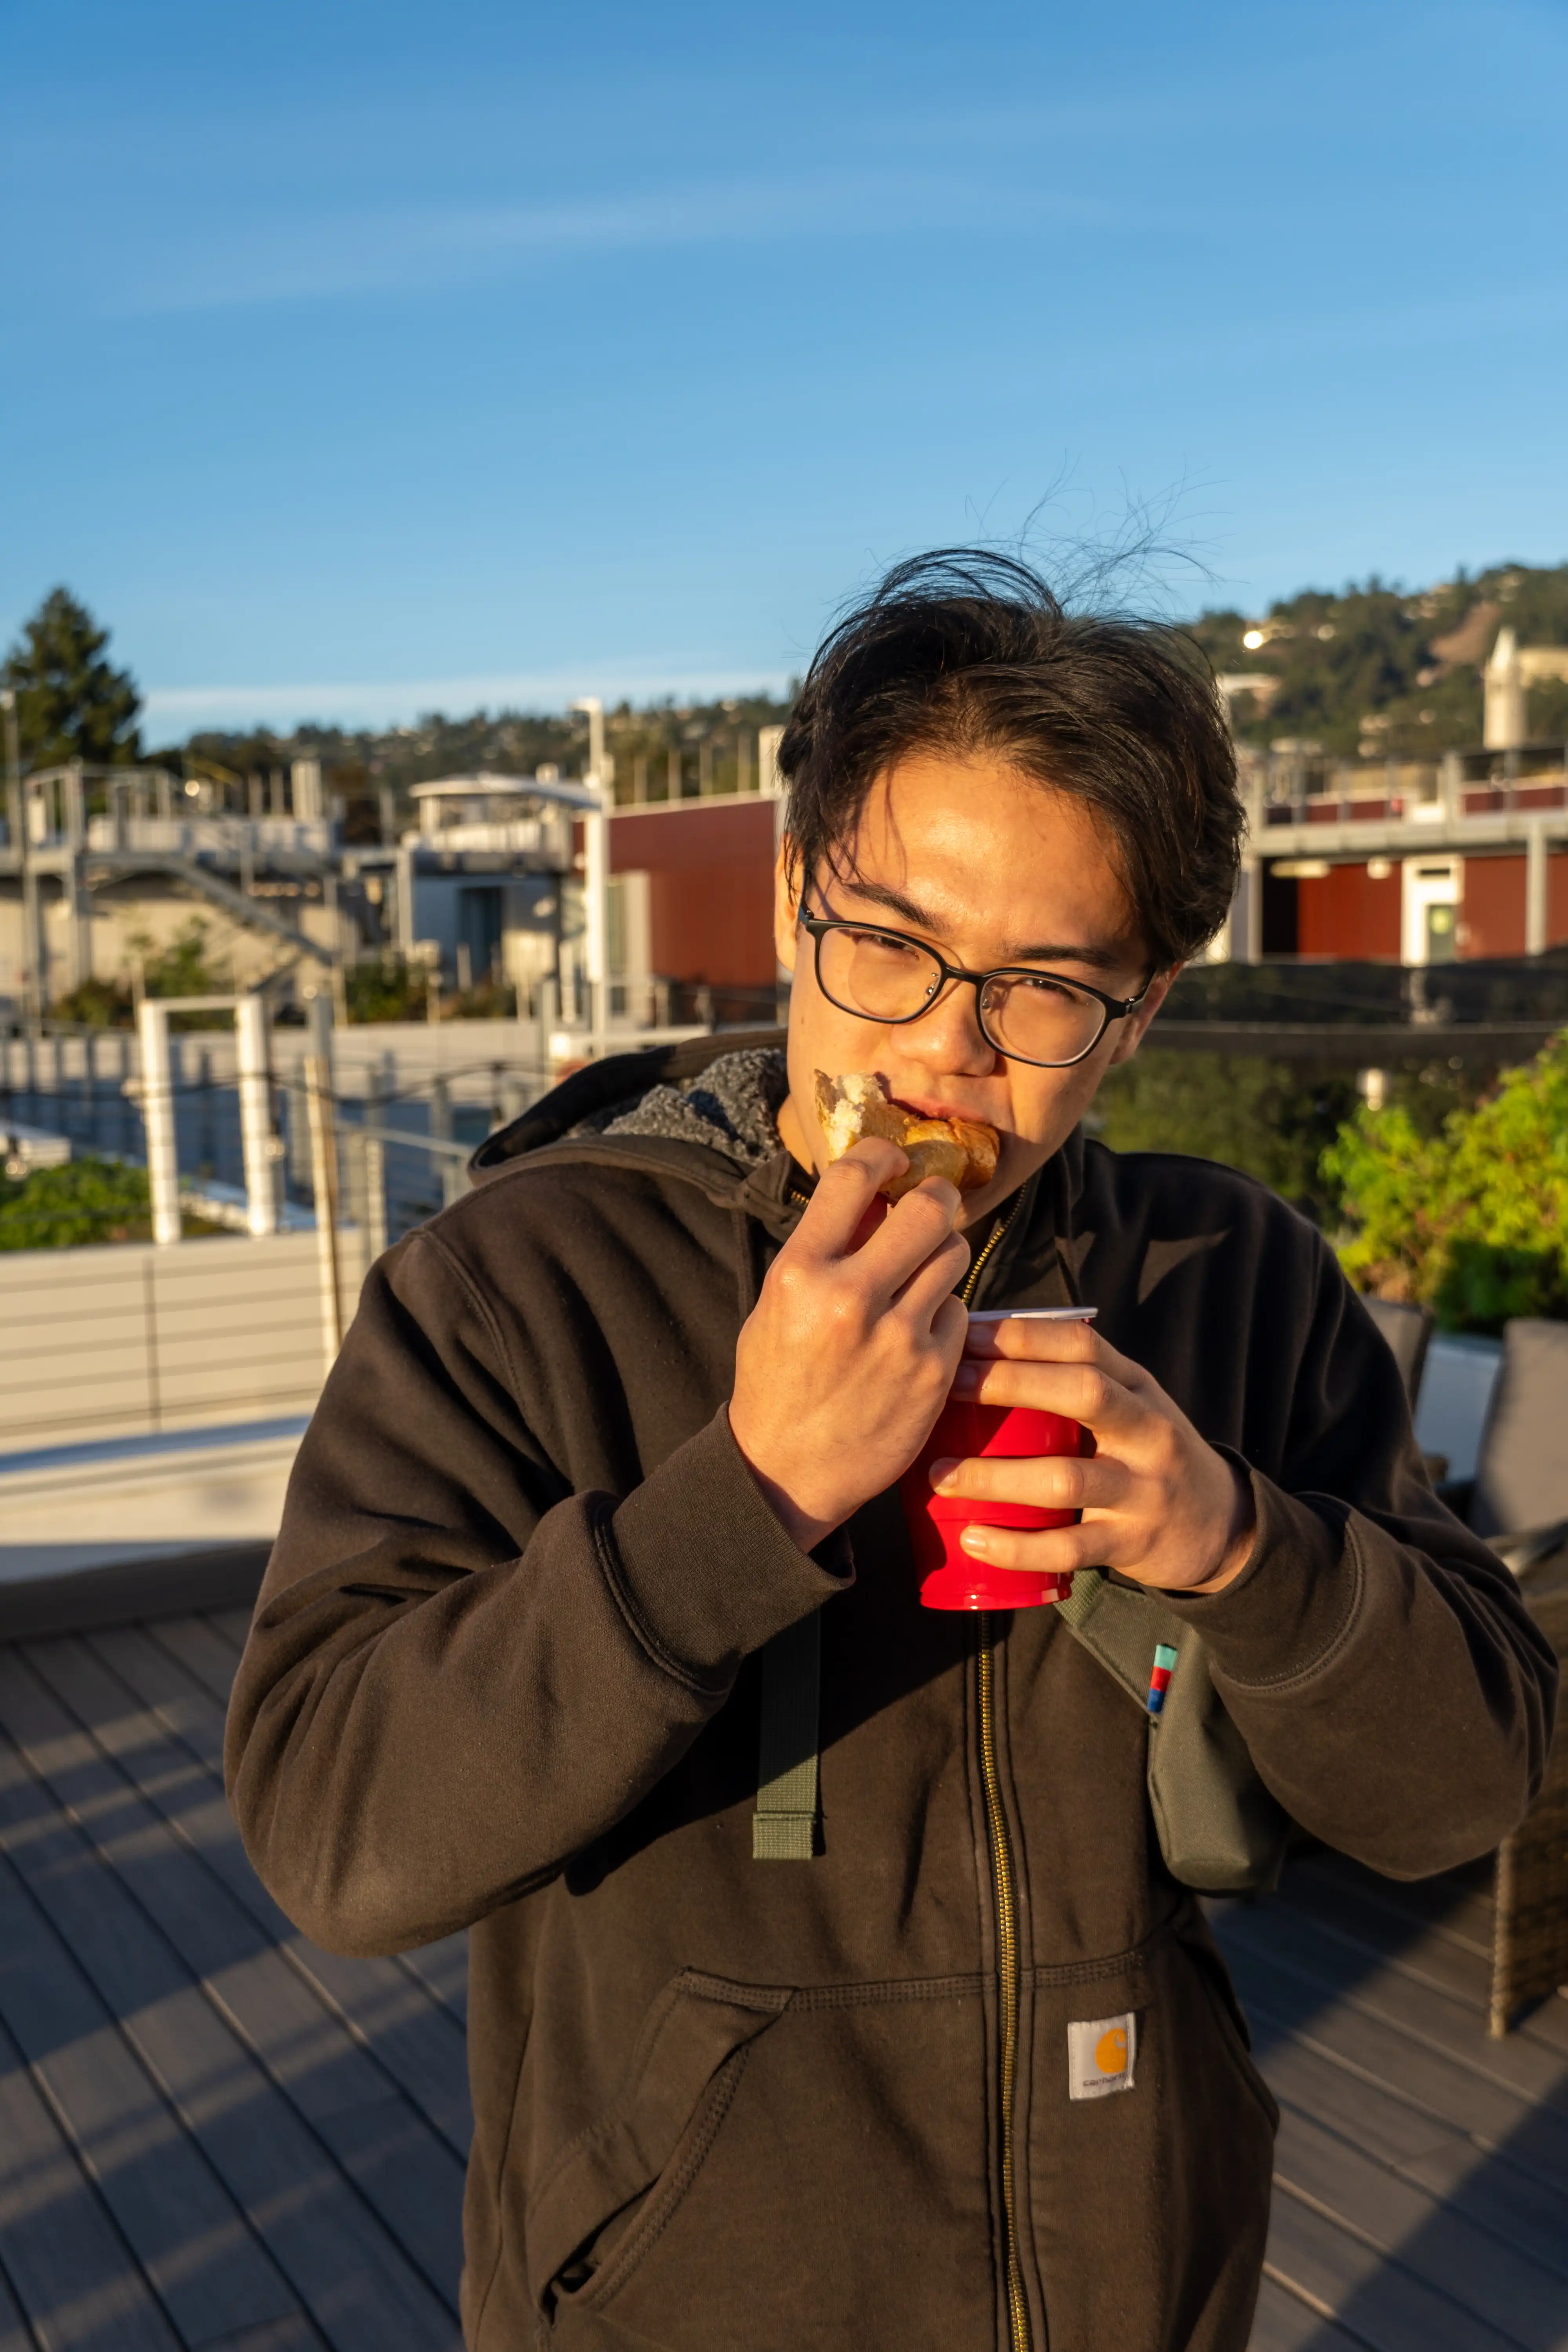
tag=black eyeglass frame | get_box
[800,903,1154,1070]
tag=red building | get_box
[1263,850,1568,959]
[609,795,780,995]
[593,748,1568,992]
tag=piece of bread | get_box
[814,1071,1000,1200]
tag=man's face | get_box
[772,750,1176,1226]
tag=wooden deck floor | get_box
[0,1604,1561,2351]
[1221,1855,1568,2352]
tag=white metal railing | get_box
[408,817,569,856]
[84,814,336,857]
[136,996,281,1244]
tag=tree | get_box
[1092,1051,1362,1224]
[1322,1033,1568,1332]
[2,587,142,768]
[1183,560,1568,758]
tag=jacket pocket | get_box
[525,1969,791,2319]
[536,1971,994,2350]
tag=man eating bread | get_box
[227,550,1555,2352]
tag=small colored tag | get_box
[1146,1642,1179,1718]
[1067,2011,1137,2100]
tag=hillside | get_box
[164,691,796,836]
[158,558,1568,815]
[1185,559,1568,759]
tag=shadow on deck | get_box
[0,1603,469,2352]
[0,1594,1561,2350]
[1222,1849,1568,2351]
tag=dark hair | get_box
[779,548,1243,967]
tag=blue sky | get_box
[2,0,1565,739]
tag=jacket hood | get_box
[470,1022,1090,1266]
[470,1028,790,1178]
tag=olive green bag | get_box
[1056,1571,1291,1896]
[751,1575,1290,1891]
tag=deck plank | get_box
[1261,2043,1568,2289]
[1396,2125,1568,2273]
[1220,1942,1568,2192]
[1269,1876,1494,2013]
[0,2258,35,2352]
[1250,2272,1374,2350]
[95,1618,467,2031]
[396,1936,469,2027]
[1250,2020,1471,2169]
[1223,1902,1568,2111]
[201,1610,255,1657]
[0,1700,459,2351]
[1273,2105,1568,2341]
[0,2003,180,2352]
[0,1840,300,2348]
[148,1617,253,1710]
[1293,1851,1497,1955]
[78,1625,473,2071]
[0,1649,466,2314]
[1275,1860,1568,2063]
[198,2323,325,2352]
[1262,2187,1525,2352]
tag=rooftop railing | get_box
[1244,745,1568,831]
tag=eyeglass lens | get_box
[816,924,1106,1065]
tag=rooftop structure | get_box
[1227,744,1568,964]
[0,759,587,1019]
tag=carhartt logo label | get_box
[1067,2012,1136,2100]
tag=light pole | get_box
[0,688,38,1029]
[570,697,609,1054]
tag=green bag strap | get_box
[746,1573,1288,1886]
[1056,1568,1179,1701]
[752,1610,822,1860]
[1057,1570,1289,1896]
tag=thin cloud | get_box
[142,663,794,732]
[116,169,1145,315]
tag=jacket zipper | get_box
[976,1632,1029,2352]
[960,1201,1033,2352]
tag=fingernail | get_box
[950,1363,977,1393]
[929,1457,959,1492]
[960,1526,992,1555]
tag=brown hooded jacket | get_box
[225,1034,1555,2352]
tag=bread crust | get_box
[813,1071,1000,1200]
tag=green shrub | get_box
[1095,1047,1490,1227]
[343,951,433,1023]
[0,1157,221,1249]
[46,973,132,1027]
[342,951,520,1022]
[51,917,231,1029]
[1092,1053,1363,1222]
[1322,1032,1568,1332]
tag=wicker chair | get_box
[1435,1319,1568,2034]
[1363,1296,1434,1408]
[1489,1542,1568,2034]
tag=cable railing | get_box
[0,996,556,1448]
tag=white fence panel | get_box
[0,1231,351,1450]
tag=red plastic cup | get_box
[900,1307,1098,1611]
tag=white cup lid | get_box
[965,1305,1097,1323]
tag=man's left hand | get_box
[931,1316,1256,1595]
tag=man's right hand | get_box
[728,1138,970,1552]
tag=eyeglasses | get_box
[800,901,1152,1069]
